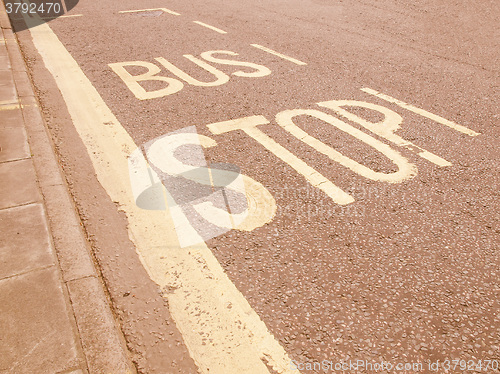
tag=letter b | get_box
[108,61,184,100]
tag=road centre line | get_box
[361,87,480,136]
[119,8,180,16]
[193,21,227,34]
[250,44,307,66]
[22,11,299,374]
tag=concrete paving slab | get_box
[0,203,54,279]
[0,103,23,129]
[0,158,40,209]
[0,126,29,162]
[3,30,25,73]
[0,40,9,69]
[0,14,10,31]
[11,70,32,98]
[0,70,16,102]
[0,267,82,374]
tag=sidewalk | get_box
[0,4,136,374]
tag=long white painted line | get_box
[23,12,299,374]
[193,21,227,34]
[250,44,307,66]
[119,8,180,16]
[361,87,480,136]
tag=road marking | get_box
[193,20,227,34]
[0,100,36,111]
[0,104,20,111]
[108,60,184,100]
[129,129,277,247]
[275,109,417,182]
[250,44,307,66]
[155,56,230,86]
[361,87,480,136]
[207,115,355,205]
[109,51,272,100]
[119,8,180,16]
[59,14,83,18]
[200,51,272,77]
[318,100,452,167]
[0,102,36,111]
[24,13,299,374]
[0,99,19,106]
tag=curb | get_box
[0,3,137,373]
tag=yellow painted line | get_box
[0,104,20,111]
[0,100,19,106]
[361,87,480,136]
[119,8,180,16]
[250,44,307,66]
[23,11,299,374]
[34,14,83,20]
[59,14,83,18]
[0,100,37,110]
[193,21,227,34]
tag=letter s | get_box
[200,50,272,78]
[129,128,276,248]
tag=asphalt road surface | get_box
[11,0,499,373]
